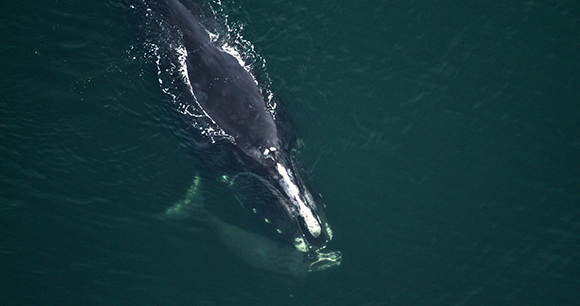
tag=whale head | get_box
[228,145,333,252]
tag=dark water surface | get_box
[1,0,579,305]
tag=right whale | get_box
[157,0,335,252]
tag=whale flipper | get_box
[163,175,204,220]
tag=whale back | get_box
[162,0,280,160]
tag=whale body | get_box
[158,0,334,252]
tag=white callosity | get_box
[294,237,307,252]
[275,163,322,238]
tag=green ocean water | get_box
[1,0,579,305]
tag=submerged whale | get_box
[164,176,341,276]
[158,0,335,252]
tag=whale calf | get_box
[156,0,336,253]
